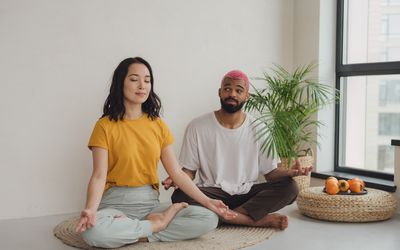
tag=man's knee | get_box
[171,189,185,203]
[261,178,299,202]
[171,189,196,204]
[285,178,299,202]
[289,178,300,194]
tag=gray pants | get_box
[81,186,218,248]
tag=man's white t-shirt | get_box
[179,112,277,195]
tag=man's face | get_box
[219,78,249,113]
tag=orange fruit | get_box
[349,180,363,193]
[325,177,339,195]
[338,179,349,192]
[352,178,365,189]
[325,180,339,195]
[325,176,338,186]
[348,178,365,190]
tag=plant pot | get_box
[293,174,311,192]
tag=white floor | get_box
[1,203,399,250]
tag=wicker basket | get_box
[297,186,397,222]
[280,148,314,191]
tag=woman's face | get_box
[123,63,151,105]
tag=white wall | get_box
[293,0,320,67]
[292,0,320,166]
[316,0,337,173]
[0,0,294,219]
[292,0,338,173]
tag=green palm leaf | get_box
[245,63,339,167]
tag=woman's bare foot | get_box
[254,213,288,230]
[146,202,188,233]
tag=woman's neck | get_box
[124,103,143,120]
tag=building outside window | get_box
[378,113,400,136]
[379,80,400,106]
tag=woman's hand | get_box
[75,209,96,233]
[204,199,237,220]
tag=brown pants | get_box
[171,178,299,221]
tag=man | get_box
[163,70,312,230]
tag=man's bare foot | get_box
[146,202,188,232]
[254,213,288,230]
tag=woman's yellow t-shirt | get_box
[88,115,174,191]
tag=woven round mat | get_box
[297,186,397,222]
[54,217,275,250]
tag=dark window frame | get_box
[335,0,400,181]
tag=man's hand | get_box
[75,209,96,233]
[204,199,237,220]
[162,176,178,190]
[287,159,313,177]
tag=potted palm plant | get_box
[245,63,339,191]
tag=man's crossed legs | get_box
[171,178,299,230]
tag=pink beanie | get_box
[222,70,250,92]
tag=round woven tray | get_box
[296,186,397,222]
[54,217,275,250]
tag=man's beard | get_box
[220,97,245,113]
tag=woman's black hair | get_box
[102,57,161,121]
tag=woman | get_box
[75,57,236,248]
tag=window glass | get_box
[338,75,400,174]
[378,145,394,173]
[344,0,400,63]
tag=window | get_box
[379,80,400,106]
[387,47,400,61]
[381,14,400,41]
[336,0,400,179]
[379,113,400,136]
[378,145,394,172]
[387,14,400,37]
[382,0,400,5]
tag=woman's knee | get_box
[192,206,218,233]
[205,210,219,231]
[80,209,129,248]
[81,226,116,248]
[81,220,138,248]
